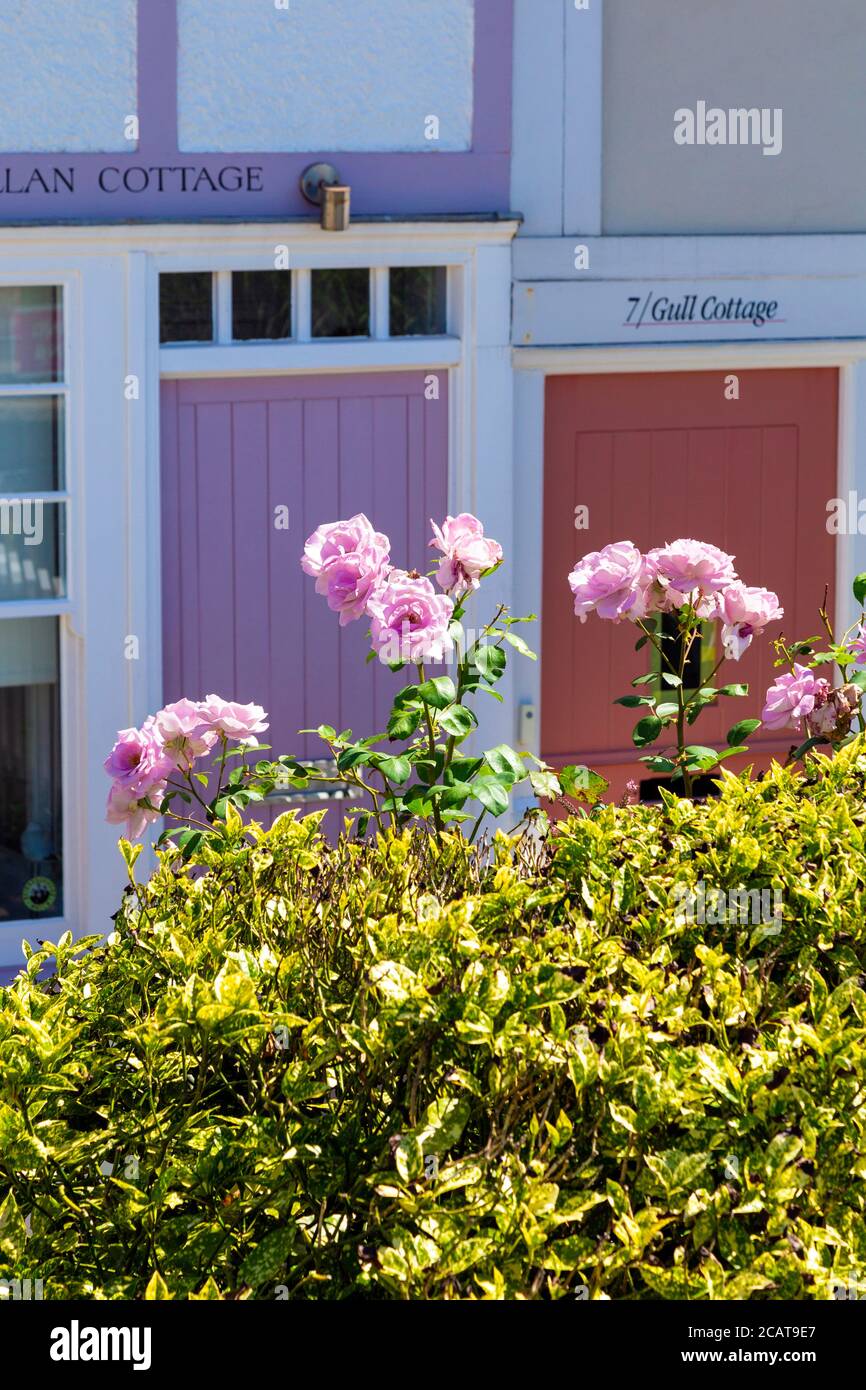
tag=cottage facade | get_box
[1,0,865,967]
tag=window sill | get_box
[159,336,461,377]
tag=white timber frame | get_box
[508,0,866,793]
[511,341,866,781]
[0,217,518,968]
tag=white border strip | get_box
[515,341,866,372]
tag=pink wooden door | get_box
[160,372,448,817]
[542,370,838,800]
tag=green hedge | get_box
[2,742,866,1300]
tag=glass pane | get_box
[159,273,213,343]
[0,287,62,385]
[0,617,62,922]
[389,266,447,336]
[0,396,64,492]
[232,271,291,340]
[311,269,370,338]
[0,500,65,601]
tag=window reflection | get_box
[232,271,291,340]
[390,266,447,336]
[159,273,214,343]
[0,618,62,921]
[311,269,370,338]
[0,286,62,385]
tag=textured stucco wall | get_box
[178,0,474,153]
[0,0,137,153]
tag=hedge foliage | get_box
[2,742,866,1299]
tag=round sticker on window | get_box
[22,876,57,914]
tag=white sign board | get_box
[514,278,866,347]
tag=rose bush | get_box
[568,537,782,794]
[104,523,866,858]
[757,580,866,756]
[102,515,605,855]
[568,536,866,792]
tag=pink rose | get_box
[849,625,866,666]
[104,719,175,837]
[302,513,391,625]
[429,513,503,597]
[717,583,784,661]
[368,570,454,665]
[104,719,177,837]
[195,695,269,741]
[106,779,165,841]
[761,664,829,732]
[644,539,737,612]
[568,541,648,623]
[103,722,173,792]
[153,699,219,767]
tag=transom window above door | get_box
[159,266,449,345]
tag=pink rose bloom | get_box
[153,699,218,767]
[718,582,784,661]
[761,664,829,732]
[645,539,737,612]
[429,513,503,597]
[106,779,165,841]
[301,513,391,625]
[196,695,269,741]
[103,722,173,792]
[849,625,866,666]
[104,720,174,836]
[368,570,454,665]
[568,541,648,623]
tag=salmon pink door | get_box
[542,370,838,800]
[160,372,448,816]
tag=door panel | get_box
[161,372,448,819]
[542,369,838,799]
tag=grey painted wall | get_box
[603,0,866,234]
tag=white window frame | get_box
[0,271,80,964]
[158,261,453,353]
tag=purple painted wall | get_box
[0,0,512,220]
[161,372,449,822]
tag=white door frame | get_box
[0,219,517,967]
[510,341,866,773]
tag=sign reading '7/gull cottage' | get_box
[514,278,866,347]
[625,290,780,329]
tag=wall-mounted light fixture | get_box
[300,162,351,232]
